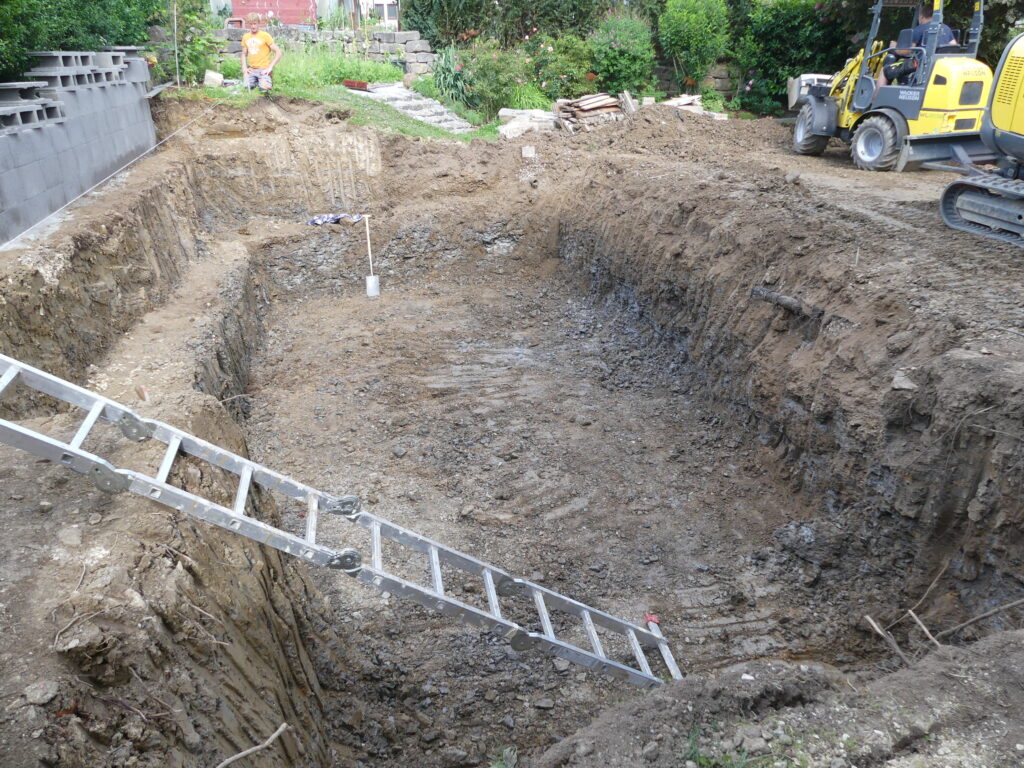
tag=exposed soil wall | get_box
[546,150,1024,626]
[0,156,202,406]
[0,108,387,766]
[2,99,1023,768]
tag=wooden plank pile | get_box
[554,93,625,133]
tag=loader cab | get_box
[792,0,992,171]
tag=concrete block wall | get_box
[0,47,156,245]
[216,25,436,75]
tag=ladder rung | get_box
[533,588,555,639]
[371,519,382,571]
[429,546,444,595]
[627,629,653,677]
[69,400,104,449]
[483,570,502,620]
[582,610,606,658]
[233,465,252,516]
[0,366,19,396]
[648,620,683,680]
[156,435,181,483]
[305,493,318,544]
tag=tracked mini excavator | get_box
[790,0,992,171]
[897,31,1024,246]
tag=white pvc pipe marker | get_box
[364,215,379,297]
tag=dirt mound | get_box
[534,630,1024,767]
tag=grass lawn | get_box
[164,47,498,142]
[167,83,498,142]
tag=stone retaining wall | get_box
[215,26,436,75]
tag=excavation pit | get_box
[1,99,1023,767]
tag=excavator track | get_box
[940,173,1024,247]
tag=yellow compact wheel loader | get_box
[790,0,992,171]
[897,32,1024,245]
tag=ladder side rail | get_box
[357,568,658,685]
[125,474,348,569]
[355,513,515,581]
[0,354,128,415]
[148,422,322,502]
[501,578,667,649]
[0,416,354,572]
[529,633,662,688]
[356,567,516,634]
[0,418,128,486]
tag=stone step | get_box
[356,85,476,134]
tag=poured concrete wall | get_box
[0,49,156,246]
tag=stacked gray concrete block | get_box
[216,25,436,75]
[0,48,156,245]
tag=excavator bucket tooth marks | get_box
[0,352,683,688]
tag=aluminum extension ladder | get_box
[0,352,682,687]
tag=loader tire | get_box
[851,115,900,171]
[793,103,829,156]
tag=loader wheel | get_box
[851,115,900,171]
[793,103,829,156]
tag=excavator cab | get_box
[791,0,993,171]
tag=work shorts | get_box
[245,67,273,91]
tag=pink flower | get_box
[547,46,553,52]
[516,78,522,83]
[524,34,529,40]
[456,64,462,71]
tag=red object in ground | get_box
[232,0,318,25]
[343,79,369,91]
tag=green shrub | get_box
[525,34,595,100]
[0,0,163,81]
[589,12,657,96]
[434,46,472,106]
[732,0,850,113]
[700,86,726,113]
[658,0,729,88]
[508,83,552,110]
[401,0,610,50]
[410,74,440,100]
[219,57,242,79]
[458,39,535,118]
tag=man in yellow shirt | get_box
[241,13,282,93]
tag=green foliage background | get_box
[0,0,163,80]
[401,0,612,50]
[658,0,729,85]
[732,0,851,112]
[589,12,658,95]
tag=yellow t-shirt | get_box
[242,30,274,69]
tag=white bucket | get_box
[366,275,380,297]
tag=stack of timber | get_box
[554,93,625,132]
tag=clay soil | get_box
[0,97,1022,768]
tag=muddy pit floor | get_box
[242,227,805,762]
[1,98,1023,767]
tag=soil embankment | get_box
[0,98,1021,767]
